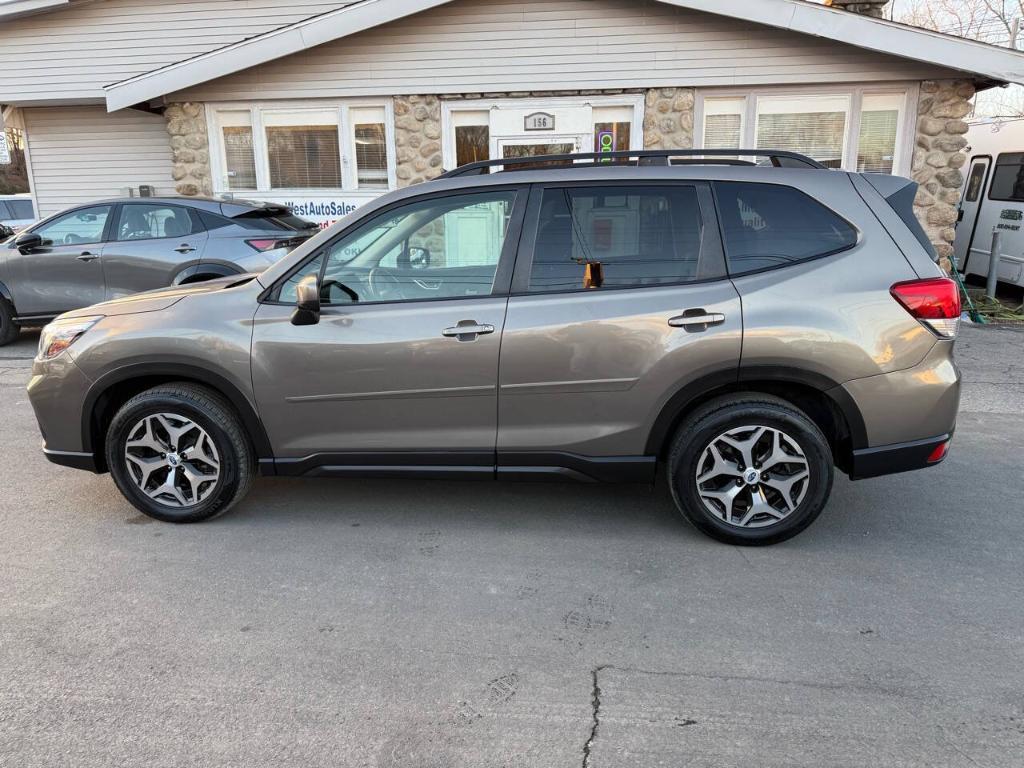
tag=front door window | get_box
[274,190,519,305]
[35,205,111,246]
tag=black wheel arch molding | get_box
[644,363,869,463]
[172,261,243,285]
[80,362,274,471]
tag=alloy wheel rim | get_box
[123,413,221,508]
[694,425,810,528]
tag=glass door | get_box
[494,136,584,170]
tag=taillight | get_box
[245,236,306,253]
[890,278,961,338]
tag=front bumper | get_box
[849,433,952,480]
[27,353,99,473]
[42,447,101,472]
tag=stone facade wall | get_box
[912,79,974,272]
[164,102,212,197]
[642,88,695,150]
[393,95,443,187]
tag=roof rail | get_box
[439,149,828,178]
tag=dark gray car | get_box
[26,150,962,545]
[0,196,318,344]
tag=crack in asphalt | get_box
[581,666,604,768]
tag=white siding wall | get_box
[0,0,356,103]
[173,0,961,102]
[24,106,175,216]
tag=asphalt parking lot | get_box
[1,323,1023,767]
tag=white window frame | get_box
[693,84,919,175]
[206,99,397,196]
[440,94,646,171]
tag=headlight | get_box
[37,316,102,360]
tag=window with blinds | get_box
[351,106,388,189]
[697,90,909,174]
[265,110,342,189]
[703,98,745,150]
[857,93,902,174]
[756,95,849,169]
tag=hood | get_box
[60,274,258,319]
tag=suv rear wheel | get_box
[105,383,254,523]
[668,394,833,545]
[0,296,19,346]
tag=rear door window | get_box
[713,182,857,275]
[116,204,197,241]
[528,185,705,293]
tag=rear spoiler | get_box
[218,199,293,219]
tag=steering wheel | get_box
[63,233,83,245]
[367,267,407,302]
[320,279,359,303]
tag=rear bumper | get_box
[849,433,952,480]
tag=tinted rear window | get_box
[714,182,857,275]
[884,182,936,260]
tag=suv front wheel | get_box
[106,383,255,523]
[668,394,833,545]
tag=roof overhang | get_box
[0,0,70,19]
[104,0,452,111]
[103,0,1024,112]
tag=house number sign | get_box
[524,112,555,131]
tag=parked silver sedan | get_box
[0,196,318,345]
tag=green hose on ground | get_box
[947,253,985,324]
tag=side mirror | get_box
[291,274,321,326]
[0,224,14,241]
[14,232,43,253]
[408,246,431,270]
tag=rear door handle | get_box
[174,244,196,254]
[668,310,726,331]
[442,321,495,341]
[76,251,99,262]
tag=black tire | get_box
[667,393,833,546]
[105,383,255,523]
[0,296,19,346]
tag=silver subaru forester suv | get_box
[27,150,961,545]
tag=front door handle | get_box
[174,244,196,254]
[76,251,99,262]
[668,310,726,332]
[442,321,495,341]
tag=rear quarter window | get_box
[713,181,858,275]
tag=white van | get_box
[956,119,1024,288]
[0,194,35,233]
